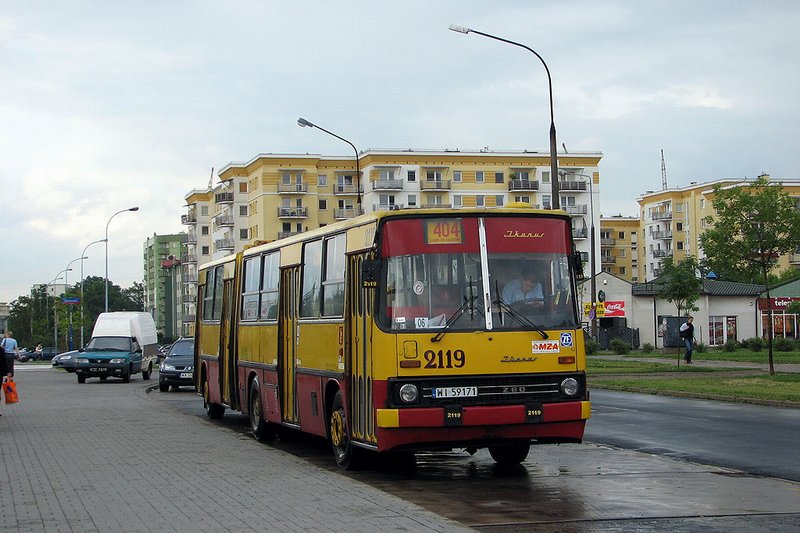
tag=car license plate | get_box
[180,372,193,379]
[89,367,104,372]
[432,386,478,399]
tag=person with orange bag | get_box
[0,334,10,415]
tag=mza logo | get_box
[560,332,573,347]
[532,340,560,354]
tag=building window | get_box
[619,231,625,239]
[677,241,684,250]
[239,205,248,216]
[426,170,442,181]
[495,195,504,207]
[700,199,706,209]
[476,195,485,207]
[318,174,327,186]
[514,195,531,204]
[239,182,247,193]
[200,206,209,216]
[319,199,327,210]
[379,169,395,180]
[201,226,209,235]
[677,222,683,231]
[453,195,462,208]
[239,229,249,240]
[495,172,504,183]
[201,246,210,255]
[475,171,484,183]
[542,195,551,209]
[619,267,626,275]
[407,194,417,207]
[407,170,416,182]
[453,171,461,183]
[542,171,550,183]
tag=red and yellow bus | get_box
[195,206,590,468]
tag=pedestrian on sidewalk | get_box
[2,331,18,377]
[679,317,695,364]
[0,334,10,416]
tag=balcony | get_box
[181,213,197,225]
[180,253,197,264]
[601,238,616,246]
[373,203,403,212]
[601,255,616,264]
[334,207,363,220]
[278,183,308,194]
[183,274,198,284]
[421,203,452,209]
[277,207,308,219]
[652,230,673,240]
[182,314,196,323]
[652,249,673,258]
[182,294,197,303]
[215,192,234,204]
[215,238,234,251]
[186,231,197,244]
[420,180,452,191]
[572,228,588,239]
[277,231,301,240]
[508,179,539,192]
[558,180,588,191]
[213,215,233,229]
[652,268,663,277]
[652,211,672,221]
[564,204,588,216]
[372,180,404,191]
[334,184,362,195]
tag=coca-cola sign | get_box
[603,301,625,317]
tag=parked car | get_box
[52,350,79,372]
[40,347,59,361]
[16,349,34,362]
[159,338,195,392]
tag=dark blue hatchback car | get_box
[158,338,195,392]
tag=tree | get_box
[700,175,800,374]
[657,256,702,317]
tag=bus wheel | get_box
[249,379,274,442]
[204,378,225,419]
[488,443,530,466]
[329,391,362,470]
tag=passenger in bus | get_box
[502,266,544,304]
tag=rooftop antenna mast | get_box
[661,149,668,190]
[208,167,215,190]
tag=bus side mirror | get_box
[362,258,379,288]
[572,254,585,280]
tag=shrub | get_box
[609,337,631,355]
[585,339,600,355]
[694,342,707,353]
[744,337,763,351]
[774,337,794,352]
[641,343,654,353]
[723,339,739,352]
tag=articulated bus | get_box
[195,206,590,469]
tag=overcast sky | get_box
[2,0,798,302]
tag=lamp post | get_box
[297,118,361,208]
[80,238,107,348]
[105,207,139,312]
[45,275,63,352]
[65,256,87,350]
[51,268,72,351]
[449,24,560,209]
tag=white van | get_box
[74,312,159,383]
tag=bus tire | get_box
[249,379,274,442]
[204,377,225,419]
[488,442,530,466]
[329,390,362,470]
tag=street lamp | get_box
[448,24,560,209]
[80,238,107,347]
[297,118,362,208]
[65,256,88,350]
[105,207,139,312]
[51,268,72,351]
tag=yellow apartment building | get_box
[599,216,640,282]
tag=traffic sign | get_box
[62,297,80,305]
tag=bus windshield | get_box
[377,215,579,332]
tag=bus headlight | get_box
[560,378,579,397]
[399,383,419,403]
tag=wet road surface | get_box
[151,385,800,531]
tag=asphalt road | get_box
[585,389,800,482]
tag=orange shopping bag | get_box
[3,378,18,404]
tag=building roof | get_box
[632,279,764,297]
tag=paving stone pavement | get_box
[0,366,471,532]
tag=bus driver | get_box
[502,266,544,304]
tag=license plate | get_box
[432,386,478,399]
[179,372,193,379]
[89,367,104,372]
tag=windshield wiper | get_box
[493,281,548,338]
[431,278,481,343]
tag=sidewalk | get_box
[592,354,800,373]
